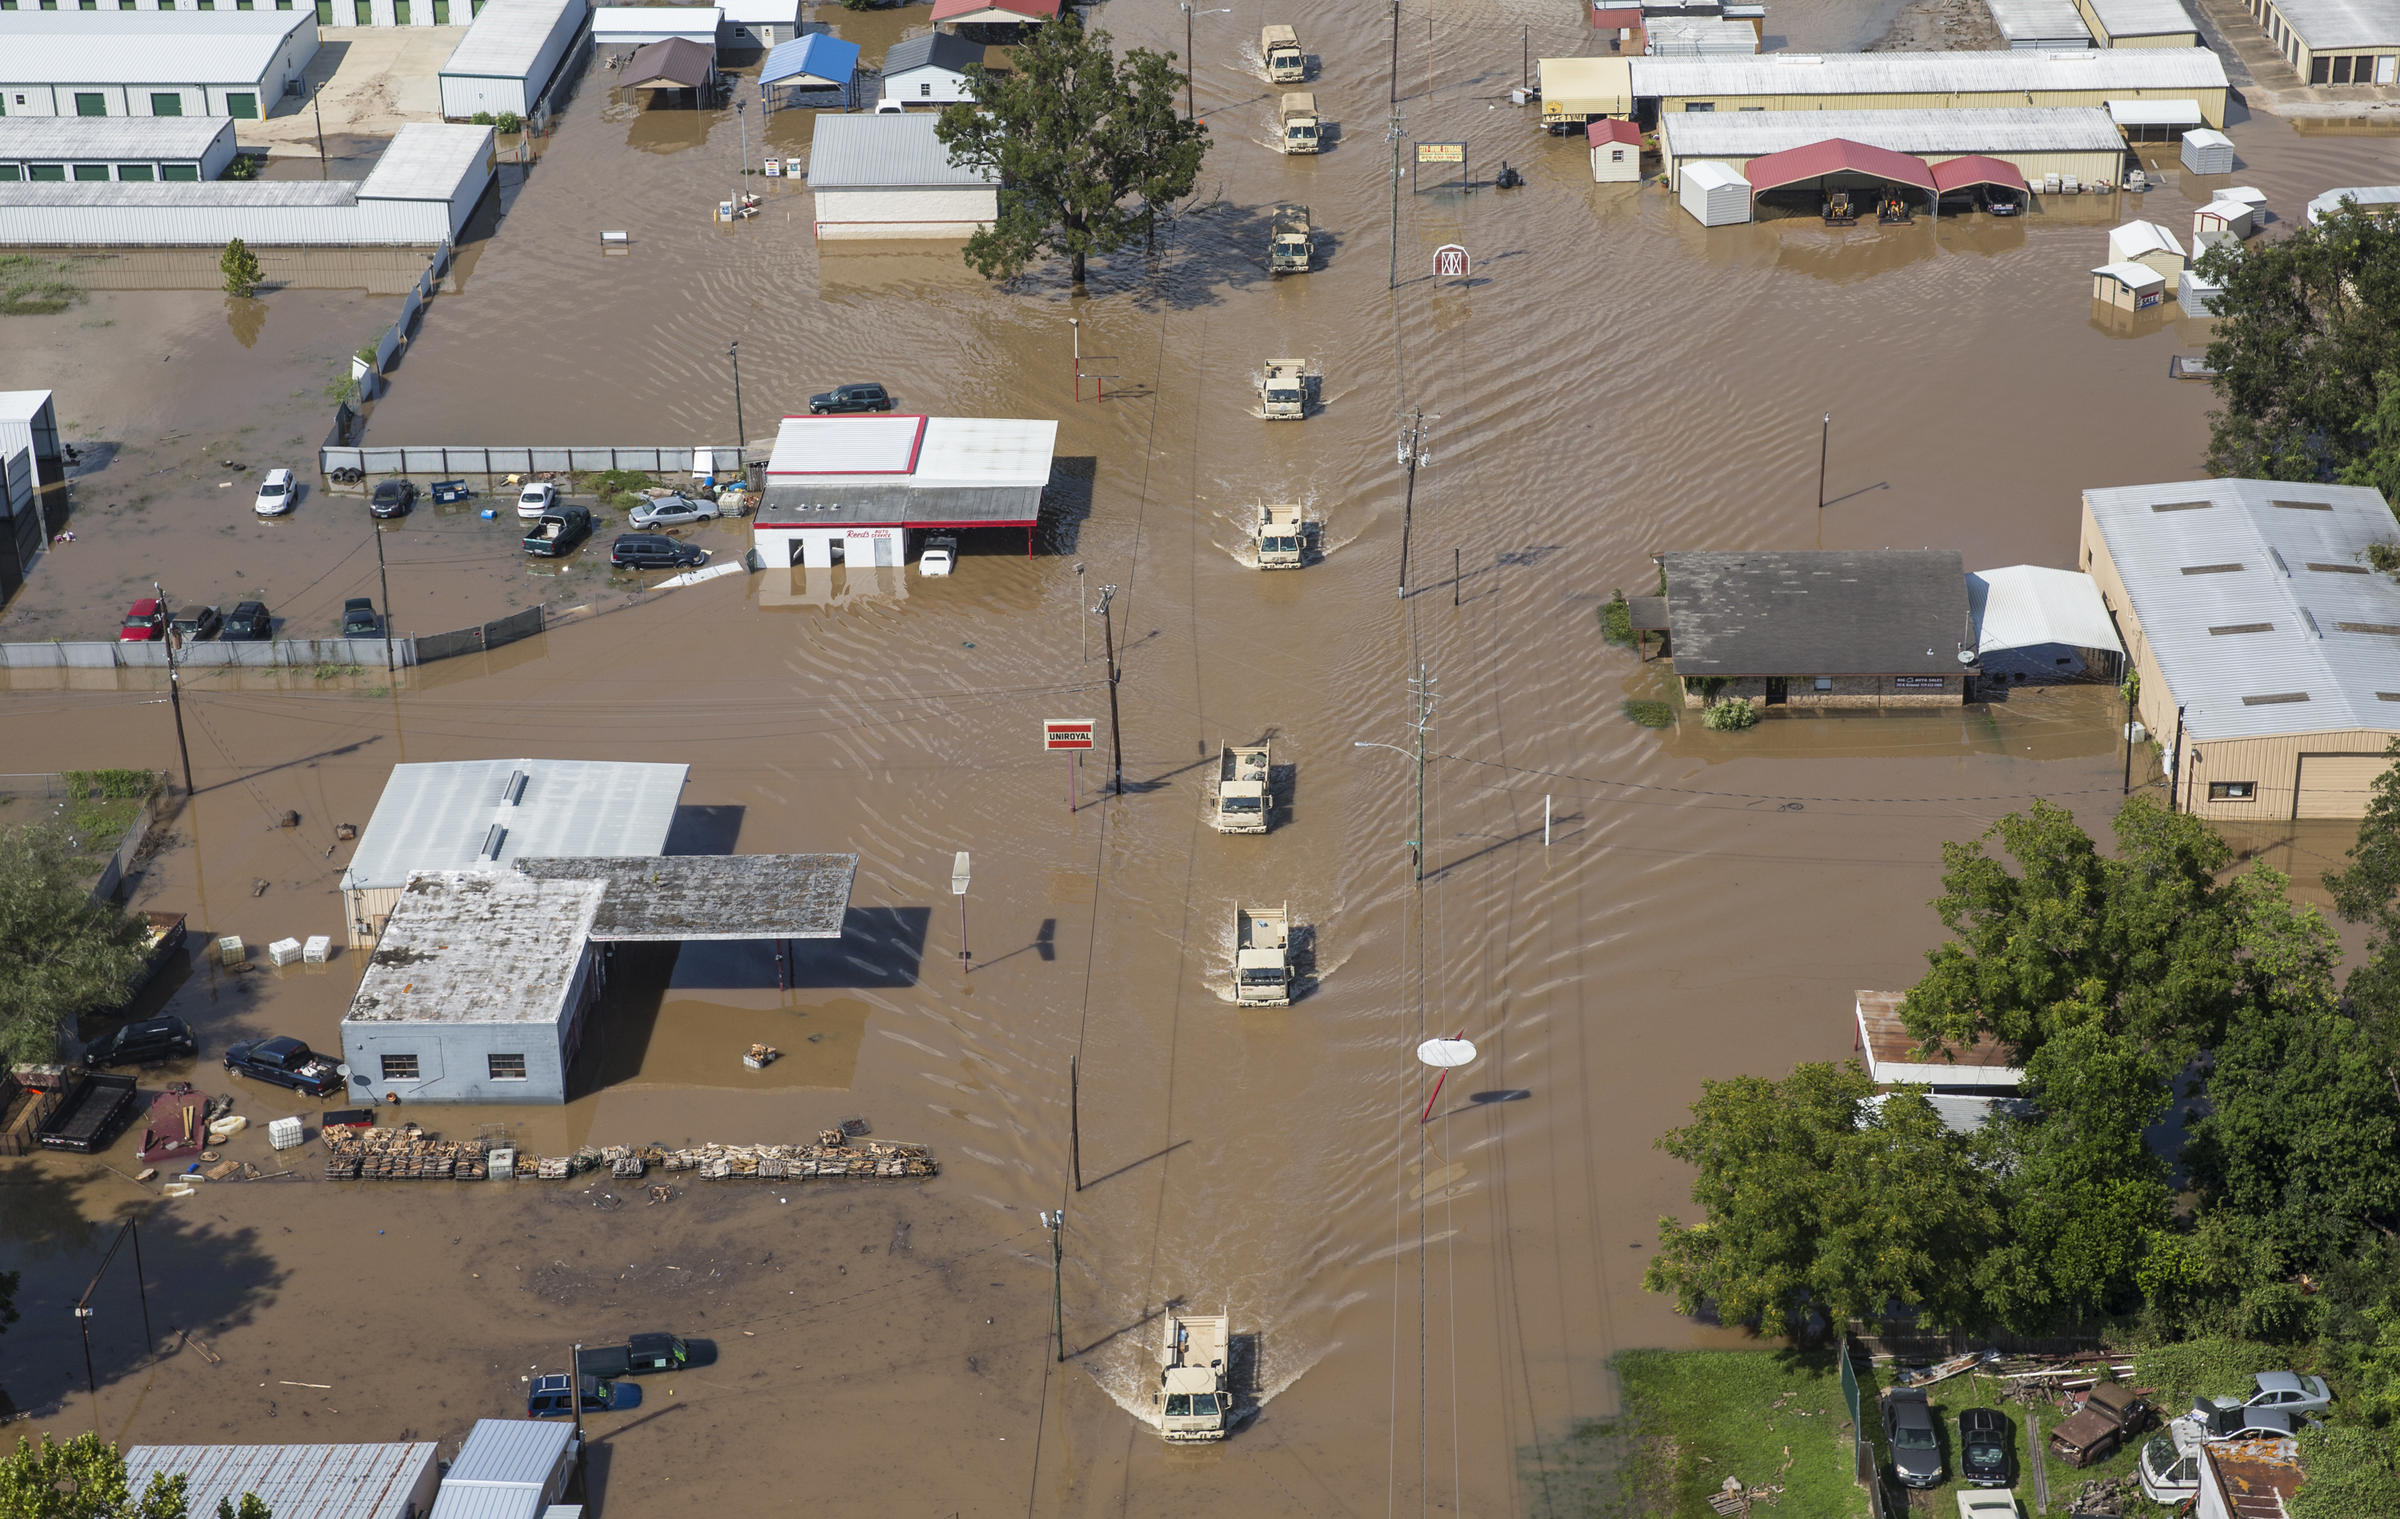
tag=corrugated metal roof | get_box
[804,112,992,188]
[1666,106,2123,158]
[440,1420,575,1488]
[1587,118,1644,145]
[127,1445,437,1519]
[1967,565,2123,654]
[589,5,718,38]
[1661,550,1972,676]
[766,413,926,475]
[2083,0,2199,35]
[882,30,983,77]
[2085,479,2400,742]
[0,11,313,87]
[759,32,860,86]
[927,0,1058,21]
[340,758,687,893]
[358,123,492,203]
[1982,0,2092,45]
[2266,0,2399,48]
[1680,160,1749,189]
[2310,184,2400,221]
[2092,259,2166,288]
[1930,154,2028,191]
[1643,16,1760,50]
[512,853,858,940]
[0,116,233,161]
[1742,136,1938,192]
[1631,46,2226,96]
[2109,218,2184,258]
[623,37,718,88]
[428,1490,544,1519]
[911,416,1058,489]
[718,0,800,23]
[439,0,586,81]
[0,180,356,208]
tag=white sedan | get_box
[1956,1492,2019,1519]
[253,468,296,516]
[516,481,559,519]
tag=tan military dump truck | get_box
[1234,903,1293,1005]
[1270,204,1312,274]
[1278,92,1320,154]
[1254,504,1306,568]
[1260,24,1305,82]
[1258,360,1306,419]
[1212,743,1271,832]
[1155,1308,1231,1442]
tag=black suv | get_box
[611,535,707,570]
[808,382,894,414]
[1883,1388,1943,1489]
[341,597,381,636]
[224,601,273,640]
[84,1015,199,1068]
[369,478,416,518]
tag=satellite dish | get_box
[1416,1037,1477,1069]
[1957,649,1976,665]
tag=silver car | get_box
[628,494,719,530]
[2241,1372,2333,1417]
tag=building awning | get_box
[760,32,860,87]
[1740,137,1937,195]
[511,854,857,941]
[622,37,717,89]
[1930,154,2026,193]
[1626,595,1669,632]
[2107,98,2202,127]
[1966,565,2125,657]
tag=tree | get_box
[1643,1062,1998,1337]
[0,826,150,1065]
[2198,204,2400,483]
[2289,1423,2400,1519]
[0,1435,188,1519]
[219,238,262,299]
[935,16,1208,287]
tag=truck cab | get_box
[1269,205,1312,274]
[1234,903,1293,1005]
[1260,25,1304,82]
[1212,744,1271,832]
[1155,1309,1231,1442]
[1259,361,1307,420]
[1255,504,1306,567]
[1278,93,1319,153]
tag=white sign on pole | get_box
[1416,1037,1477,1068]
[951,851,971,895]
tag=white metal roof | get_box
[805,111,994,188]
[439,0,588,81]
[1630,46,2227,96]
[2109,97,2205,124]
[2082,0,2199,36]
[444,1421,575,1488]
[0,116,233,160]
[345,870,603,1025]
[1680,160,1750,189]
[766,413,924,476]
[2311,184,2400,221]
[589,5,718,38]
[2110,219,2185,258]
[765,414,1055,486]
[718,0,800,23]
[1967,565,2125,656]
[2085,479,2400,743]
[913,417,1059,489]
[2262,0,2400,49]
[1982,0,2093,44]
[0,11,313,87]
[2092,259,2167,288]
[358,123,493,202]
[1643,16,1761,51]
[340,758,687,893]
[0,180,356,208]
[1664,106,2123,158]
[126,1446,437,1519]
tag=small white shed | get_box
[2107,219,2185,278]
[592,6,721,50]
[2179,126,2233,175]
[1587,118,1642,182]
[2091,260,2166,311]
[2178,265,2224,315]
[719,0,801,49]
[1678,160,1751,225]
[2192,197,2251,242]
[878,32,983,107]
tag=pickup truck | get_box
[577,1334,690,1378]
[224,1035,344,1098]
[2049,1381,2151,1468]
[37,1072,139,1154]
[527,1373,641,1417]
[524,505,593,558]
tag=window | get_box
[1611,148,1625,161]
[226,92,258,118]
[151,92,183,115]
[0,166,17,181]
[920,82,932,96]
[116,163,155,180]
[489,1053,528,1081]
[1813,677,1833,691]
[160,163,198,179]
[2209,781,2257,801]
[379,1053,421,1080]
[72,163,109,180]
[75,93,107,116]
[1683,101,1714,112]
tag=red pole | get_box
[1418,1030,1466,1124]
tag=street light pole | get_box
[1094,585,1123,795]
[311,82,327,179]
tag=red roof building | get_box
[1740,137,1937,196]
[930,0,1058,24]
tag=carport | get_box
[1931,154,2027,215]
[1740,138,1938,222]
[621,38,719,105]
[760,33,862,110]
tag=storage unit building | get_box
[429,1423,577,1519]
[1676,159,1751,223]
[0,11,320,120]
[1659,549,1977,709]
[590,5,718,49]
[2079,478,2400,820]
[2180,125,2235,172]
[718,0,800,48]
[2072,0,2199,46]
[0,116,237,184]
[2243,0,2400,84]
[1657,106,2125,192]
[878,31,983,107]
[753,411,1056,567]
[1630,47,2230,128]
[437,0,588,121]
[2092,259,2167,308]
[126,1445,440,1519]
[1984,0,2094,48]
[2108,217,2186,276]
[1588,117,1643,181]
[95,0,488,28]
[2309,183,2400,221]
[806,110,995,237]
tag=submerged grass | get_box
[0,254,88,315]
[1611,1349,1868,1519]
[1623,699,1677,729]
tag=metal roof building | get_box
[2310,183,2400,221]
[2080,478,2400,819]
[1985,0,2095,47]
[928,0,1060,25]
[1658,106,2124,190]
[754,412,1055,568]
[127,1444,440,1519]
[2243,0,2400,81]
[0,11,319,120]
[2073,0,2200,45]
[1967,564,2124,679]
[590,5,719,48]
[429,1422,577,1519]
[1660,549,1976,709]
[437,0,590,121]
[1630,47,2230,126]
[1643,16,1762,52]
[1854,992,2027,1091]
[806,112,996,239]
[0,116,237,184]
[759,32,861,107]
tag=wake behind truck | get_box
[1212,744,1271,832]
[1260,24,1305,82]
[1155,1308,1231,1442]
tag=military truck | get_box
[1270,205,1313,274]
[1258,361,1307,420]
[1260,25,1305,82]
[1233,903,1293,1005]
[1278,93,1320,154]
[1155,1308,1231,1442]
[1212,744,1271,832]
[1254,504,1306,568]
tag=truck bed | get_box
[1237,905,1288,950]
[39,1073,139,1153]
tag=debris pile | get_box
[323,1126,489,1180]
[319,1127,934,1182]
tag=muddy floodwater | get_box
[4,0,2397,1508]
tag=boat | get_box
[138,1085,207,1164]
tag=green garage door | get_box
[225,92,258,118]
[316,0,331,17]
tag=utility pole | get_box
[154,581,195,795]
[1075,562,1087,663]
[727,341,746,468]
[1387,114,1402,291]
[1184,3,1196,117]
[1390,0,1400,103]
[1094,584,1122,795]
[1394,409,1431,599]
[952,850,971,964]
[1069,1057,1082,1192]
[311,82,327,179]
[1816,411,1831,512]
[570,1343,586,1452]
[1042,1210,1066,1362]
[2121,673,2133,795]
[1521,23,1529,90]
[372,523,396,673]
[1409,663,1433,887]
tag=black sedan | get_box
[341,597,381,636]
[369,479,416,518]
[1883,1388,1943,1489]
[84,1015,199,1068]
[1958,1407,2014,1488]
[223,1035,344,1097]
[224,601,273,640]
[807,382,893,414]
[611,535,707,571]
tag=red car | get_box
[120,598,166,642]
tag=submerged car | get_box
[224,601,273,641]
[610,534,706,571]
[369,478,415,518]
[515,481,559,520]
[253,467,296,516]
[1883,1388,1943,1489]
[807,382,893,414]
[1957,1407,2013,1488]
[627,494,718,530]
[526,1373,640,1417]
[84,1015,199,1068]
[223,1035,343,1097]
[341,598,381,637]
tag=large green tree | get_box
[0,1436,188,1519]
[2325,739,2400,1074]
[0,826,149,1065]
[935,16,1208,287]
[2198,204,2400,484]
[1643,1062,1998,1337]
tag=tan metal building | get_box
[2244,0,2400,83]
[2072,0,2200,46]
[1656,106,2126,193]
[1629,48,2230,128]
[2079,479,2400,820]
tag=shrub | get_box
[1599,590,1633,646]
[222,153,262,181]
[470,111,496,125]
[587,467,653,513]
[495,112,524,134]
[1702,700,1758,732]
[2369,542,2400,576]
[1622,699,1676,729]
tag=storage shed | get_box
[1983,0,2094,48]
[2244,0,2400,85]
[753,412,1057,566]
[1658,105,2125,192]
[1629,48,2230,128]
[591,5,720,50]
[438,0,589,122]
[127,1444,440,1519]
[806,110,995,237]
[1659,549,1976,708]
[1853,991,2026,1092]
[2180,125,2235,172]
[429,1423,577,1519]
[2193,196,2252,243]
[719,0,802,48]
[1587,117,1643,181]
[2091,259,2167,309]
[1677,159,1751,224]
[0,116,238,185]
[2108,217,2185,276]
[0,10,320,121]
[759,32,862,109]
[2179,264,2226,314]
[2072,0,2199,46]
[878,31,984,107]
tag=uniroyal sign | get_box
[1044,719,1097,751]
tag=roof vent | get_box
[481,824,507,860]
[504,769,529,805]
[2242,692,2311,706]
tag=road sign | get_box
[1044,718,1097,751]
[1415,142,1465,164]
[1432,244,1471,278]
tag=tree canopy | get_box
[0,1436,189,1519]
[0,826,150,1065]
[935,16,1208,287]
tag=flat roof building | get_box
[438,0,591,121]
[126,1444,440,1519]
[1660,549,1975,710]
[805,110,995,237]
[1985,0,2095,48]
[753,412,1056,568]
[1629,47,2230,127]
[2079,478,2400,819]
[0,117,239,184]
[2240,0,2400,84]
[590,5,719,48]
[2073,0,2200,46]
[0,10,319,121]
[1658,106,2124,191]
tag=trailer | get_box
[1233,903,1293,1006]
[1212,744,1272,833]
[38,1072,139,1154]
[1155,1308,1231,1441]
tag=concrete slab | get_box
[249,26,469,157]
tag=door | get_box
[316,0,332,19]
[393,0,408,20]
[2380,53,2397,83]
[1764,678,1787,705]
[432,0,446,18]
[2295,754,2390,818]
[225,92,258,118]
[75,93,108,116]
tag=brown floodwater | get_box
[5,0,2398,1511]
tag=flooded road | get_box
[5,0,2399,1512]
